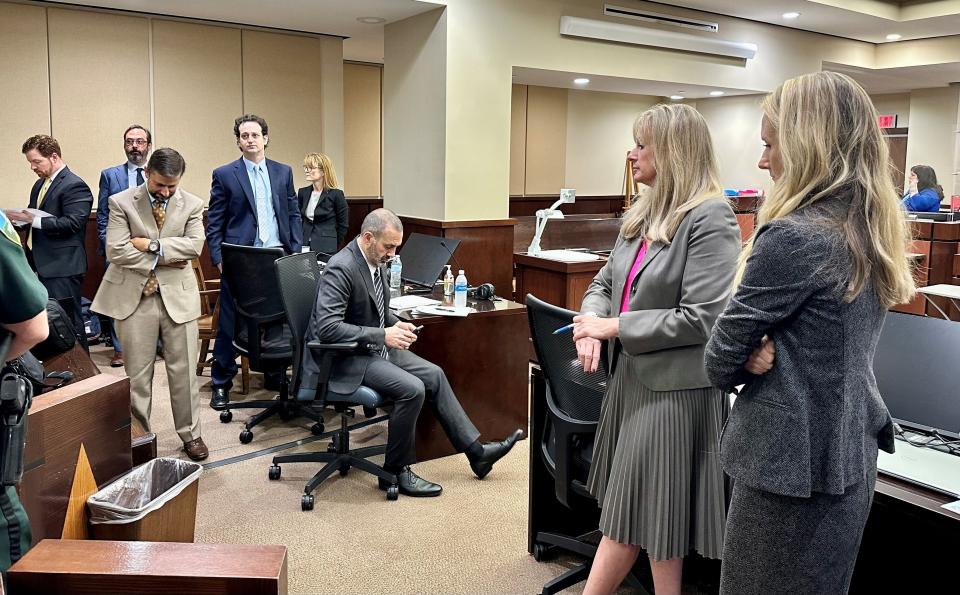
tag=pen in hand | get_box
[552,323,574,335]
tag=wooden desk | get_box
[513,214,620,255]
[908,219,960,319]
[395,289,528,462]
[513,252,606,311]
[9,540,288,594]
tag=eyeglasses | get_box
[303,166,323,172]
[125,139,149,147]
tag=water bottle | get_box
[443,265,454,296]
[454,269,468,308]
[390,255,402,290]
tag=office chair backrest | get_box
[274,252,321,390]
[526,294,606,423]
[220,244,287,322]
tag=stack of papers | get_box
[389,295,440,310]
[536,250,601,262]
[412,305,472,317]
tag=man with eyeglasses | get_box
[96,125,153,367]
[206,114,302,409]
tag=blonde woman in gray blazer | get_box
[705,72,916,595]
[571,104,741,595]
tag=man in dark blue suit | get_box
[207,114,302,408]
[96,124,152,367]
[7,135,92,351]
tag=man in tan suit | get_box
[92,148,209,460]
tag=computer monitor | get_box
[908,211,954,222]
[873,312,960,438]
[397,233,461,290]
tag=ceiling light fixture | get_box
[573,77,590,85]
[782,12,800,20]
[709,90,725,96]
[886,33,902,41]
[670,95,684,100]
[357,16,386,25]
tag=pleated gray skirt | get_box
[585,358,727,561]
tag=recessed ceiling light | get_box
[670,95,684,101]
[709,90,725,96]
[886,33,902,41]
[573,77,590,85]
[357,16,386,24]
[782,12,801,20]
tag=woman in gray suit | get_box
[298,152,348,257]
[572,103,741,595]
[705,72,916,594]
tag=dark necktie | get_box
[136,167,144,186]
[373,267,387,358]
[142,199,167,297]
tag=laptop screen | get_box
[397,233,461,289]
[873,312,960,438]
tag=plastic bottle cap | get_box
[458,270,464,275]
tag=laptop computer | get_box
[397,233,461,291]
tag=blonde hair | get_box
[620,103,724,243]
[303,152,339,189]
[736,71,914,307]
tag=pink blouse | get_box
[620,240,648,314]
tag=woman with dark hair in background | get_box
[298,152,348,257]
[902,164,944,212]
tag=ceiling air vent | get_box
[604,3,719,33]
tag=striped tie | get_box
[373,267,387,358]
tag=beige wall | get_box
[696,94,771,192]
[343,63,382,197]
[905,87,960,198]
[871,93,911,128]
[509,85,528,196]
[0,1,342,209]
[524,86,568,195]
[383,8,447,219]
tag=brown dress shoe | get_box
[110,351,124,368]
[183,438,209,461]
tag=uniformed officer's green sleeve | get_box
[0,232,48,325]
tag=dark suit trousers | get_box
[40,274,89,351]
[211,278,280,389]
[361,348,480,469]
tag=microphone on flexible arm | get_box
[439,240,497,300]
[439,240,463,275]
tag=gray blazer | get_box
[704,197,896,498]
[299,239,399,398]
[580,198,741,391]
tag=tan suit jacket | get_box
[92,185,204,323]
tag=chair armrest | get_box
[198,289,220,296]
[306,340,360,353]
[205,279,221,289]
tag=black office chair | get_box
[268,252,398,511]
[218,243,322,444]
[526,294,648,595]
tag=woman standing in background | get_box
[298,152,348,257]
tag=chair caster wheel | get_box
[362,406,377,418]
[268,465,281,480]
[386,485,399,501]
[301,494,315,511]
[311,423,324,435]
[239,429,253,444]
[329,435,340,451]
[339,465,349,477]
[532,543,552,562]
[327,443,337,453]
[219,410,233,423]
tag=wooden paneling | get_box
[9,540,288,595]
[344,197,383,244]
[509,195,623,217]
[510,85,528,196]
[47,9,150,192]
[513,214,621,254]
[514,253,606,311]
[343,63,382,197]
[152,20,242,195]
[0,2,50,209]
[524,86,567,195]
[21,374,132,543]
[242,30,324,176]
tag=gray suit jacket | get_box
[704,197,896,498]
[299,239,399,397]
[581,198,741,391]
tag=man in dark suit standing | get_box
[299,208,522,497]
[206,114,302,408]
[7,135,92,351]
[96,124,153,367]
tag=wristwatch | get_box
[148,239,160,254]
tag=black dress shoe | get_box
[468,428,524,479]
[378,466,443,497]
[209,386,230,410]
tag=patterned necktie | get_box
[136,168,144,186]
[373,267,387,358]
[253,166,270,244]
[142,198,167,296]
[27,177,53,251]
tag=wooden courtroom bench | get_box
[9,540,288,595]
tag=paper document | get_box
[536,249,601,262]
[942,500,960,514]
[3,208,51,226]
[412,304,472,317]
[389,295,440,310]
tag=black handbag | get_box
[3,352,72,395]
[30,299,77,360]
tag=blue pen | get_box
[552,323,574,335]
